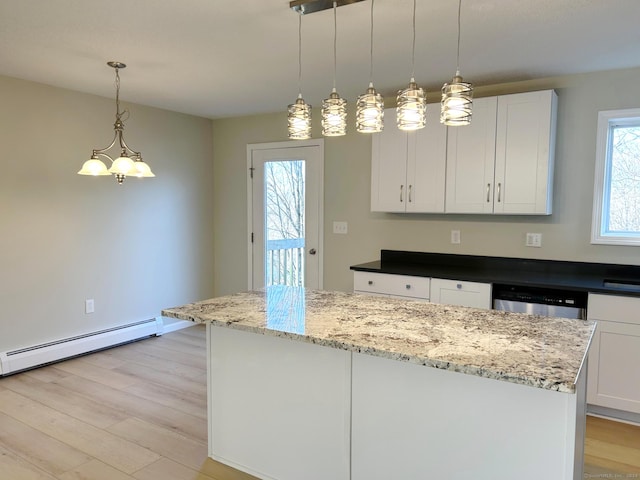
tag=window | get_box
[592,108,640,245]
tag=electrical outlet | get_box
[85,299,95,314]
[526,233,542,248]
[333,221,348,234]
[451,230,461,244]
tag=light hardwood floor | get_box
[0,325,638,479]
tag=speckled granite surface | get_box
[162,286,595,393]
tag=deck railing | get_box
[266,237,305,287]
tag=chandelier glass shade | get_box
[441,73,473,126]
[356,83,384,133]
[397,79,426,131]
[322,89,347,136]
[288,94,312,140]
[78,62,154,184]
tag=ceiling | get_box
[1,0,639,119]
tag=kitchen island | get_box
[162,286,595,480]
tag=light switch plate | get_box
[451,230,461,244]
[333,221,348,234]
[526,233,542,247]
[85,299,95,314]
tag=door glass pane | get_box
[264,160,306,287]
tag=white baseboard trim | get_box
[162,318,196,334]
[587,404,640,426]
[0,317,163,376]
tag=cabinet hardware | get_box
[368,280,374,285]
[400,185,404,202]
[408,185,412,203]
[457,284,462,289]
[497,183,502,203]
[308,248,317,255]
[486,183,491,203]
[406,284,411,289]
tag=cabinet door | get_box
[429,278,492,309]
[587,294,640,414]
[406,103,447,213]
[371,108,408,212]
[445,97,498,213]
[494,90,557,215]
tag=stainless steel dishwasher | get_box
[492,284,588,319]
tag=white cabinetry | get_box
[587,294,640,414]
[353,271,430,301]
[429,278,492,309]
[445,90,557,215]
[371,106,447,213]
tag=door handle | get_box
[497,182,502,203]
[400,185,404,202]
[408,185,412,203]
[308,248,317,255]
[486,183,491,203]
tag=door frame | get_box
[246,139,324,290]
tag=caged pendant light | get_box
[356,0,383,133]
[288,13,312,140]
[441,0,473,126]
[396,0,426,131]
[321,1,347,137]
[78,62,154,184]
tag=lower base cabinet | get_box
[587,294,640,414]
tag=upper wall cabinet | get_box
[445,90,558,215]
[371,105,447,213]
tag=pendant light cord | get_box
[411,0,416,79]
[333,1,337,90]
[298,13,303,95]
[456,0,462,74]
[369,0,375,82]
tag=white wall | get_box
[0,75,214,352]
[212,66,640,296]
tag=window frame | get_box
[591,108,640,246]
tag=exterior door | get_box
[248,140,324,290]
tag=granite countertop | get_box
[350,250,640,296]
[162,286,595,394]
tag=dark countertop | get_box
[350,250,640,296]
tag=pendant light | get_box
[78,62,154,184]
[356,0,383,133]
[288,13,312,140]
[321,1,347,137]
[396,0,426,131]
[441,0,473,126]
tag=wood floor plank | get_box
[585,438,640,471]
[93,345,205,380]
[123,341,206,370]
[0,390,160,474]
[149,336,207,359]
[1,375,128,429]
[107,417,209,472]
[56,459,136,480]
[586,415,640,450]
[0,412,92,476]
[175,325,206,339]
[23,365,71,383]
[113,361,206,398]
[0,444,59,480]
[77,350,129,370]
[164,330,207,348]
[133,457,217,480]
[55,375,207,443]
[122,380,207,419]
[53,358,140,390]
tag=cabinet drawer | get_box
[430,278,492,309]
[588,294,640,325]
[353,272,430,300]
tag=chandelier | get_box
[78,62,154,184]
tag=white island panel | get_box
[352,352,585,480]
[208,325,351,480]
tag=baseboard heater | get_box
[0,317,163,376]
